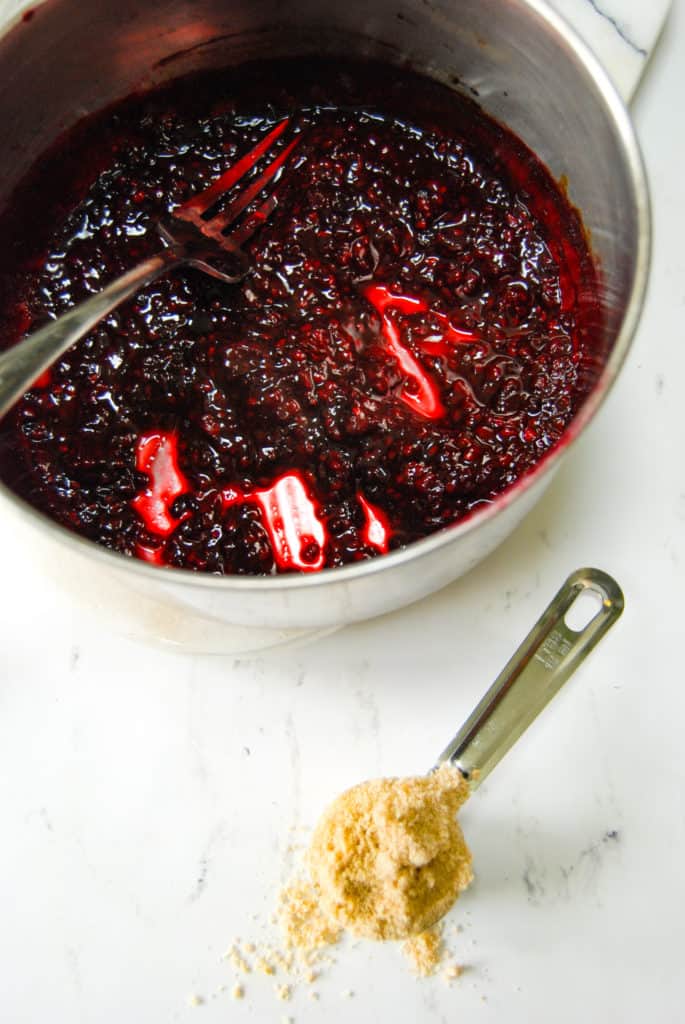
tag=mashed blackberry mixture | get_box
[0,60,601,574]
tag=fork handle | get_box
[0,248,183,420]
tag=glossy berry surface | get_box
[0,60,602,575]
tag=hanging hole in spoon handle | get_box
[436,568,624,789]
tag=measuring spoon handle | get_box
[438,568,624,788]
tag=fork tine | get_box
[177,118,291,219]
[228,194,279,248]
[206,135,301,235]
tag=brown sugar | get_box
[277,877,342,959]
[255,956,276,975]
[212,763,471,1012]
[402,927,443,976]
[223,945,251,973]
[307,762,472,941]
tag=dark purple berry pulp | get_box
[0,60,602,575]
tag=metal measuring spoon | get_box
[305,570,623,944]
[438,568,624,785]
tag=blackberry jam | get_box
[0,60,602,575]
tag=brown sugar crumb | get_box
[308,762,472,940]
[402,927,444,976]
[231,984,245,1000]
[255,957,276,975]
[187,994,204,1007]
[275,984,292,1001]
[277,877,342,960]
[224,947,251,974]
[273,950,295,973]
[443,963,465,982]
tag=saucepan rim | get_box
[0,0,651,594]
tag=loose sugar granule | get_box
[224,946,251,973]
[277,877,342,960]
[255,956,275,975]
[402,927,443,976]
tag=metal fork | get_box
[0,118,300,420]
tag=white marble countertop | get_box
[1,2,684,1022]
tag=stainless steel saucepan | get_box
[0,0,649,650]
